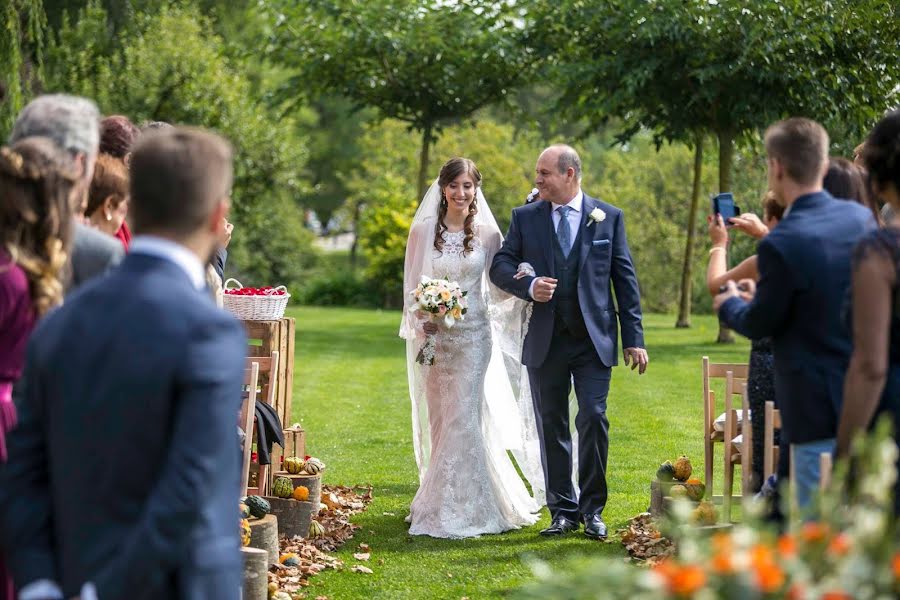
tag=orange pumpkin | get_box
[292,485,310,501]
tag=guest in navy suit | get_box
[0,127,247,600]
[490,145,647,539]
[715,118,876,512]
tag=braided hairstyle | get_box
[434,157,481,256]
[862,109,900,202]
[0,137,79,316]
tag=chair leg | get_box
[723,459,734,522]
[704,440,713,499]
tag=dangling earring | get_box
[440,191,448,208]
[105,212,112,221]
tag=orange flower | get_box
[750,544,776,568]
[711,553,733,574]
[711,532,732,554]
[821,591,852,600]
[800,522,830,543]
[893,551,900,580]
[827,533,851,557]
[778,534,797,557]
[787,584,804,600]
[754,562,785,593]
[669,564,707,597]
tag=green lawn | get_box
[287,307,750,599]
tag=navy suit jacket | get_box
[490,194,644,368]
[719,191,876,444]
[0,253,247,599]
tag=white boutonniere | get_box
[588,208,606,225]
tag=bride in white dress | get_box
[399,158,543,538]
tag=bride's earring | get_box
[440,192,448,208]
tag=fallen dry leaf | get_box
[358,543,370,551]
[616,512,675,565]
[353,552,370,561]
[351,565,374,574]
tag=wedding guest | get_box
[714,118,877,513]
[0,137,78,600]
[837,109,900,515]
[0,127,246,600]
[9,95,123,289]
[85,154,129,246]
[824,157,881,225]
[99,115,141,249]
[706,191,784,492]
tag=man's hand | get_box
[532,277,558,303]
[713,280,740,312]
[729,213,769,239]
[736,278,756,302]
[219,218,234,249]
[623,347,648,374]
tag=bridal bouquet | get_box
[409,276,468,365]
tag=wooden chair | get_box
[240,361,260,496]
[763,400,781,481]
[723,380,753,521]
[242,351,280,496]
[702,357,749,502]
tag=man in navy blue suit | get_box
[715,118,876,512]
[0,128,247,599]
[490,145,647,539]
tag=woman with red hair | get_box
[97,115,140,250]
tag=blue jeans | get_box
[793,438,835,513]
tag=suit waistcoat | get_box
[552,227,588,338]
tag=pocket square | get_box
[592,239,611,246]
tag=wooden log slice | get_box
[264,496,317,539]
[271,472,321,506]
[241,546,269,600]
[248,514,279,566]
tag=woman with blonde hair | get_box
[0,136,78,599]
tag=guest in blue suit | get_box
[0,127,247,600]
[715,118,877,512]
[490,145,648,539]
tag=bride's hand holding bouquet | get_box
[409,276,467,365]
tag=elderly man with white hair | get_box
[9,94,123,289]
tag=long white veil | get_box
[399,180,547,505]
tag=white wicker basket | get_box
[223,278,290,321]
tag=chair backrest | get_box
[240,361,260,495]
[702,357,749,435]
[763,400,782,480]
[242,351,280,496]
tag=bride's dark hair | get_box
[434,157,481,256]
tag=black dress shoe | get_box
[539,516,579,536]
[584,513,607,539]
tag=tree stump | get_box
[272,472,321,507]
[248,514,279,565]
[264,496,317,539]
[241,546,269,600]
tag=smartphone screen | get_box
[712,193,738,224]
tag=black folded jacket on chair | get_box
[253,400,285,465]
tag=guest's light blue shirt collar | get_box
[551,190,583,213]
[130,235,206,290]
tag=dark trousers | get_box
[528,325,611,521]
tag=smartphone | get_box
[711,193,740,226]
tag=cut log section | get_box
[241,546,269,600]
[264,496,317,539]
[248,514,279,565]
[272,472,321,507]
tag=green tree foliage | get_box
[1,0,45,138]
[42,1,315,290]
[266,0,534,198]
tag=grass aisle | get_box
[287,307,750,599]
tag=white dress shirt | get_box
[130,235,207,290]
[528,190,583,299]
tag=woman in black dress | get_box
[838,109,900,515]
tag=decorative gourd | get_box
[308,519,326,538]
[245,495,270,518]
[240,518,251,546]
[279,552,300,567]
[303,457,326,475]
[673,455,693,481]
[272,592,293,600]
[267,582,278,598]
[692,501,718,525]
[656,460,675,481]
[684,478,706,501]
[668,483,688,499]
[284,456,305,475]
[292,485,310,501]
[273,476,294,499]
[239,502,251,519]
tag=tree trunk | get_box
[349,200,363,268]
[716,129,736,344]
[676,136,703,328]
[417,122,433,200]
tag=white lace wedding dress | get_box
[406,229,540,538]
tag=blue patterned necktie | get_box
[556,205,573,257]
